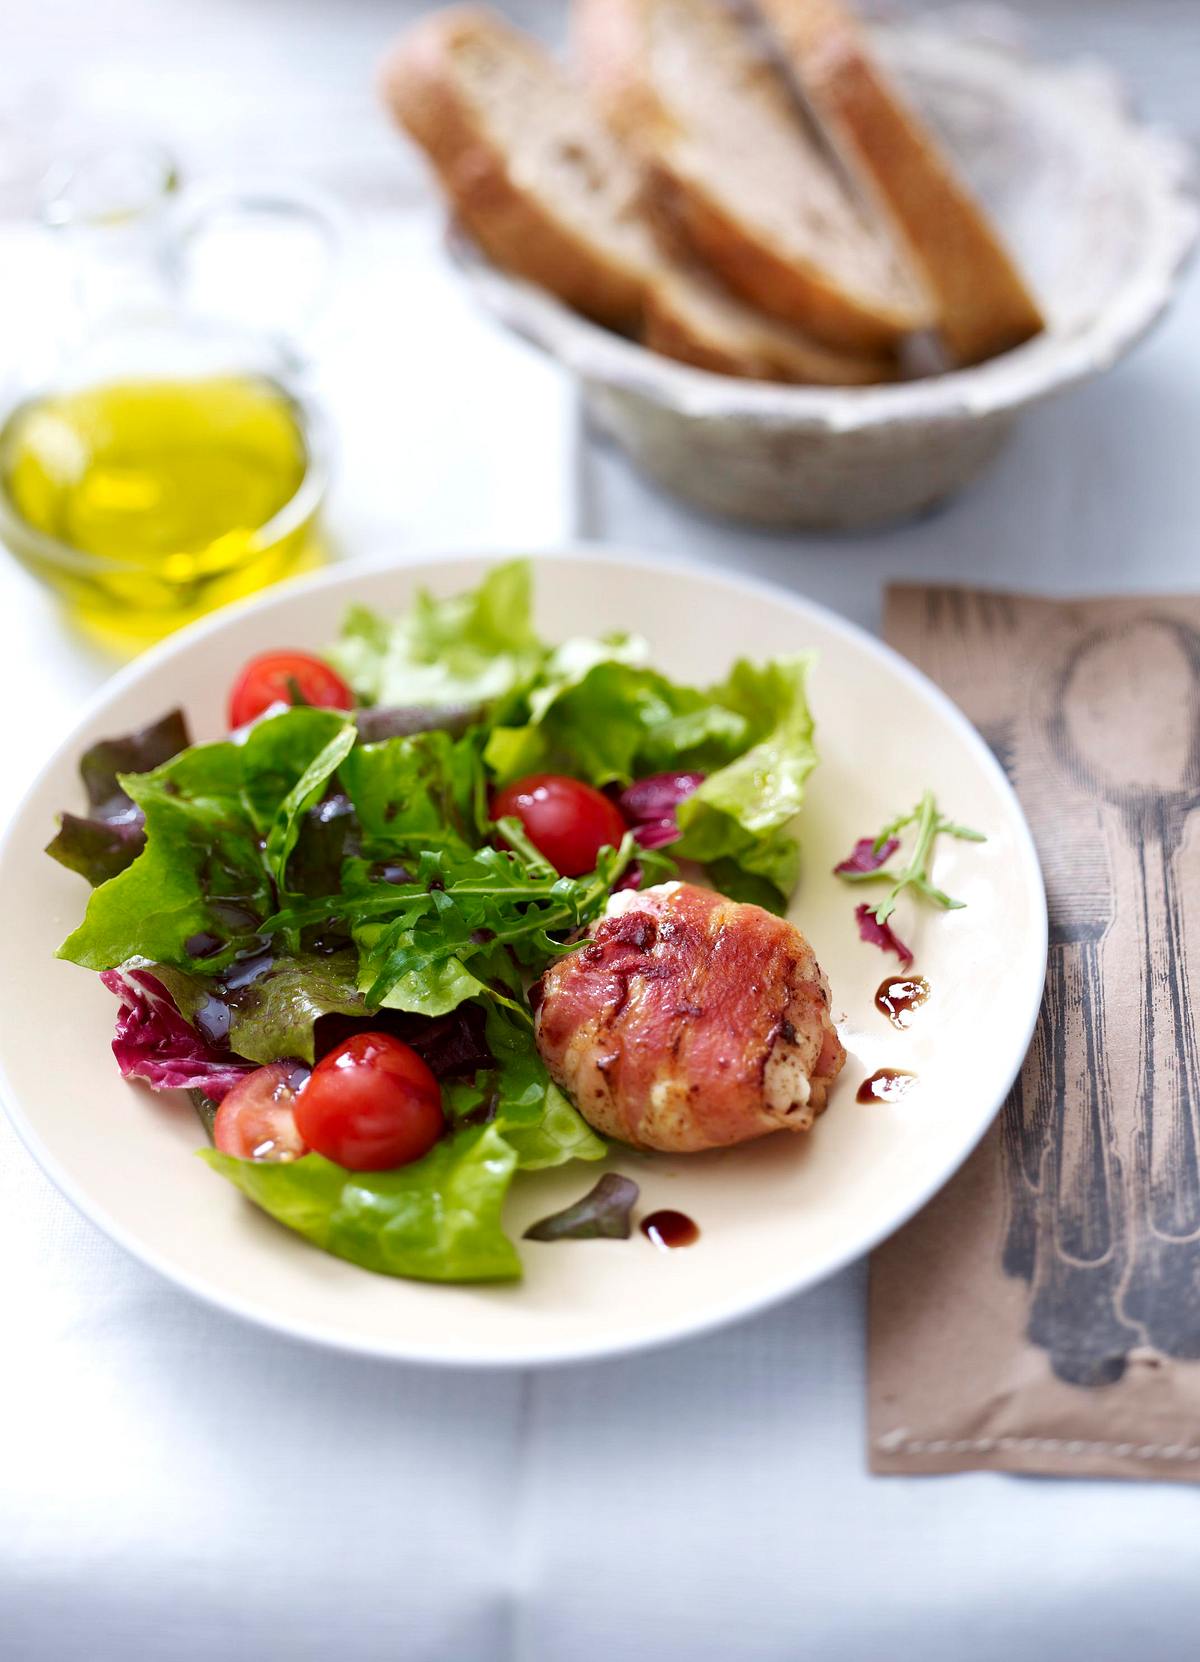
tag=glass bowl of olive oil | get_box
[0,144,336,651]
[0,368,327,649]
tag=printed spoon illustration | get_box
[1050,616,1200,1359]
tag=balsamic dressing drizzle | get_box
[874,975,930,1029]
[640,1209,700,1250]
[856,1067,917,1104]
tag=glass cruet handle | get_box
[158,179,346,372]
[40,141,181,336]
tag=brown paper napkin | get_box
[870,586,1200,1483]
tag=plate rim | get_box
[0,545,1048,1368]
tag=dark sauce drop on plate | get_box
[856,1067,917,1104]
[641,1209,700,1250]
[875,975,930,1029]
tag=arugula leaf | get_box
[444,1001,605,1169]
[348,839,635,1013]
[328,560,544,709]
[202,1125,521,1282]
[836,792,986,925]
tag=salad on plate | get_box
[47,561,975,1283]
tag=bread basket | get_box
[452,18,1196,528]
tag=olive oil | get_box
[0,374,324,648]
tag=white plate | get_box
[0,551,1046,1366]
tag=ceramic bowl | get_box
[455,21,1197,527]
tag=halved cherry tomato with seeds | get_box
[228,651,353,729]
[214,1061,310,1162]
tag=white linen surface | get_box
[3,3,1200,1658]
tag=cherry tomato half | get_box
[491,773,627,877]
[214,1061,310,1162]
[293,1032,445,1171]
[228,650,354,730]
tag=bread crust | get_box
[379,6,648,329]
[643,270,896,383]
[574,0,933,351]
[756,0,1045,364]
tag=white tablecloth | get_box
[4,4,1200,1658]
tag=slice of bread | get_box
[379,5,895,383]
[644,266,891,383]
[573,0,933,351]
[381,5,651,331]
[754,0,1044,365]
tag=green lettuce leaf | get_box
[201,990,601,1281]
[328,559,544,709]
[484,637,660,782]
[201,1124,520,1282]
[57,707,356,973]
[154,950,365,1066]
[673,656,817,909]
[484,638,818,909]
[262,723,357,898]
[58,740,266,972]
[338,727,487,855]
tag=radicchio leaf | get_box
[854,903,914,970]
[616,771,706,824]
[47,709,191,886]
[611,771,705,862]
[101,968,253,1102]
[523,1173,640,1241]
[632,817,682,850]
[834,835,900,876]
[313,999,493,1079]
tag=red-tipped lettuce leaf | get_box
[47,709,191,886]
[49,809,147,887]
[523,1173,640,1241]
[354,703,483,743]
[80,710,191,816]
